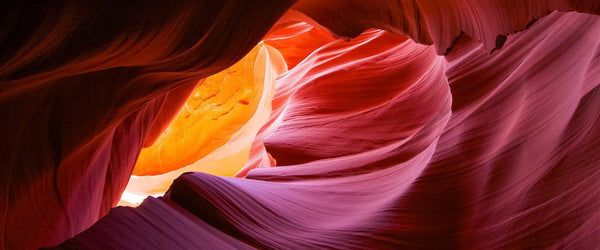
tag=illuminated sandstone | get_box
[120,43,287,206]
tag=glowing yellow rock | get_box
[120,43,287,206]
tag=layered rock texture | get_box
[1,1,600,249]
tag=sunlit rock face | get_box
[119,43,287,206]
[2,1,600,249]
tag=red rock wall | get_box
[2,1,600,249]
[0,1,295,249]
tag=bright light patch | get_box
[119,43,287,206]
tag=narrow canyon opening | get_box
[120,42,288,206]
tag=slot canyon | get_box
[1,1,600,249]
